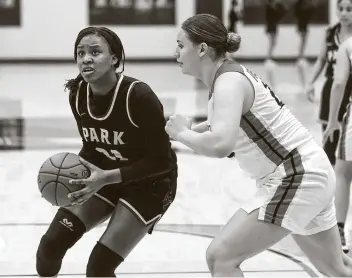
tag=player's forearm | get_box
[328,82,346,123]
[178,129,230,158]
[104,151,175,185]
[104,168,123,185]
[308,58,326,84]
[191,121,209,133]
[120,155,175,184]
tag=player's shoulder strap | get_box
[326,23,340,45]
[75,80,84,116]
[125,78,142,128]
[209,60,245,100]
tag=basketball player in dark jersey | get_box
[305,0,352,164]
[227,0,241,33]
[295,0,317,87]
[306,0,352,254]
[35,27,177,277]
[264,0,288,89]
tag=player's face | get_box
[174,29,202,77]
[337,0,352,25]
[76,35,117,83]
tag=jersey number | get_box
[96,147,128,161]
[246,68,284,108]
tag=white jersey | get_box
[207,60,313,179]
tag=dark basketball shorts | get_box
[295,4,314,34]
[319,77,352,124]
[94,167,177,233]
[265,3,286,34]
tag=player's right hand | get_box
[304,84,315,102]
[322,121,340,145]
[68,158,109,206]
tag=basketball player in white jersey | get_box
[323,34,352,255]
[166,13,352,277]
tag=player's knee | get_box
[335,161,352,181]
[86,242,124,277]
[206,241,243,270]
[36,208,86,276]
[318,264,350,277]
[36,235,63,277]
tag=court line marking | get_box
[0,270,313,277]
[0,222,320,277]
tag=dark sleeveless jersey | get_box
[325,23,341,78]
[319,23,352,122]
[69,74,177,184]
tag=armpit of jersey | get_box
[119,82,176,183]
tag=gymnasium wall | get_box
[0,0,339,61]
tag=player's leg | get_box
[85,169,177,277]
[205,208,291,276]
[207,146,315,276]
[265,2,279,59]
[334,108,352,253]
[207,141,338,277]
[36,195,114,276]
[334,157,352,253]
[296,28,309,88]
[295,1,312,59]
[264,2,284,89]
[296,3,314,87]
[264,31,277,90]
[322,125,339,166]
[293,225,352,276]
[320,79,335,163]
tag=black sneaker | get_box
[338,225,350,254]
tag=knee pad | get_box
[86,242,124,277]
[36,208,86,276]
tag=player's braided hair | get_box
[64,26,126,93]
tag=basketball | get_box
[37,152,90,207]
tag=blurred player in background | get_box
[35,26,177,277]
[169,13,352,277]
[227,0,242,33]
[306,0,352,174]
[264,0,288,89]
[295,0,318,87]
[323,32,352,254]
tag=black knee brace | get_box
[86,242,124,277]
[36,208,86,277]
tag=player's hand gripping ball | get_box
[67,157,113,206]
[37,152,90,207]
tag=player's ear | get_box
[111,54,118,67]
[199,43,208,58]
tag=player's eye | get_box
[92,50,100,55]
[77,51,85,57]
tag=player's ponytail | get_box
[64,74,83,93]
[182,14,241,58]
[226,32,241,53]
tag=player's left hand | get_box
[165,114,192,141]
[67,158,108,206]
